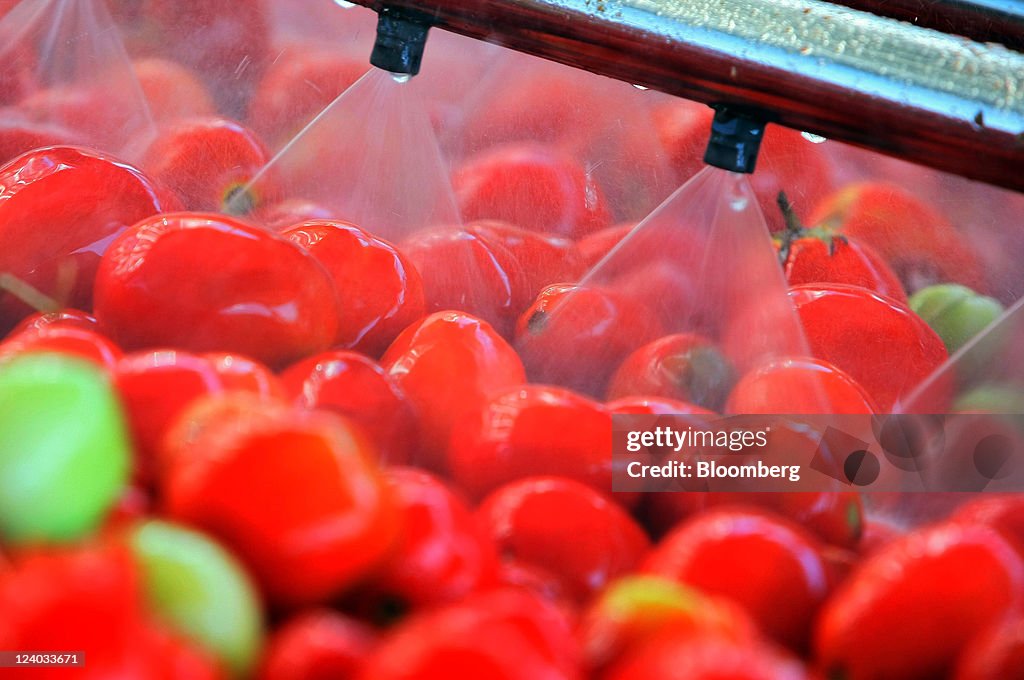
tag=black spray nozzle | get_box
[703,105,768,174]
[370,6,432,76]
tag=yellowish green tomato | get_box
[0,353,130,544]
[909,283,1004,355]
[130,519,265,677]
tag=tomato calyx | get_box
[222,182,258,216]
[776,190,848,264]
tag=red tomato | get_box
[643,507,830,650]
[254,199,335,232]
[726,356,878,415]
[257,610,378,680]
[138,624,227,680]
[283,220,426,356]
[115,349,283,481]
[110,0,270,116]
[467,220,586,314]
[0,324,122,369]
[951,495,1024,553]
[10,308,98,336]
[955,614,1024,680]
[790,283,950,412]
[247,46,368,149]
[515,283,664,398]
[606,395,716,416]
[779,233,906,302]
[381,311,526,472]
[448,385,614,500]
[0,38,35,105]
[402,224,525,338]
[281,351,418,466]
[576,222,635,270]
[605,630,811,680]
[162,394,399,607]
[94,212,340,368]
[365,467,499,608]
[0,542,142,676]
[607,333,737,410]
[815,522,1024,680]
[453,143,612,239]
[858,516,906,556]
[142,117,277,213]
[133,58,217,125]
[358,588,580,680]
[0,112,69,166]
[644,492,864,549]
[477,477,650,603]
[809,181,985,291]
[0,146,170,334]
[578,576,756,672]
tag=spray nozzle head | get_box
[370,6,432,77]
[703,105,769,174]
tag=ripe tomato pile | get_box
[2,2,1024,679]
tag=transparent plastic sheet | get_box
[639,93,839,233]
[822,140,1024,302]
[107,0,270,119]
[228,68,461,242]
[0,0,156,163]
[442,50,678,226]
[515,166,830,406]
[261,1,499,148]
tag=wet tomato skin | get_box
[364,467,499,608]
[606,333,736,411]
[162,395,399,607]
[9,308,98,336]
[256,610,378,680]
[466,219,586,314]
[477,476,650,603]
[605,395,715,416]
[726,356,878,415]
[782,236,905,302]
[448,384,614,500]
[94,212,341,369]
[605,630,811,680]
[141,117,276,213]
[954,614,1024,680]
[644,492,863,549]
[815,522,1024,680]
[281,351,418,466]
[453,142,612,239]
[381,311,526,473]
[283,220,426,356]
[401,225,524,339]
[357,588,580,680]
[0,146,171,334]
[789,283,949,412]
[515,283,664,398]
[0,325,122,369]
[643,507,830,651]
[0,542,143,674]
[114,349,283,481]
[951,495,1024,553]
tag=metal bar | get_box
[351,0,1024,193]
[828,1,1024,50]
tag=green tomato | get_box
[909,283,1004,355]
[130,519,265,677]
[0,353,130,544]
[954,383,1024,414]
